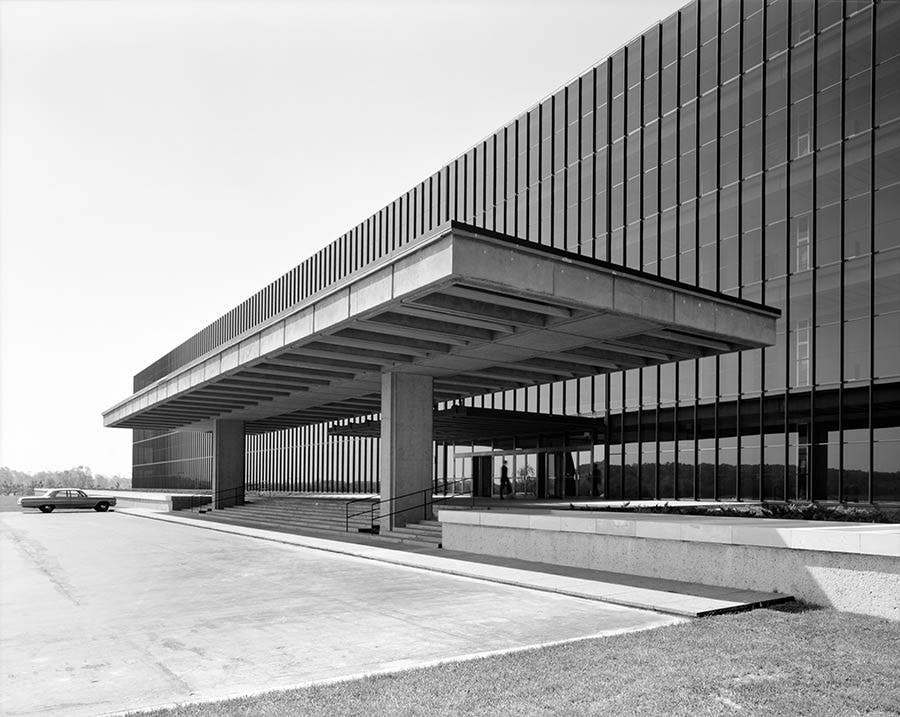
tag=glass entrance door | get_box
[543,450,596,498]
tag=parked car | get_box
[18,489,116,513]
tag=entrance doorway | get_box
[541,450,600,499]
[449,438,605,500]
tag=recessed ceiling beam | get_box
[354,319,470,347]
[276,352,382,373]
[409,292,546,327]
[392,304,516,334]
[442,285,572,318]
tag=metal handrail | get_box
[344,478,474,532]
[208,484,246,509]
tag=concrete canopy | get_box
[103,221,779,433]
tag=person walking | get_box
[500,461,512,499]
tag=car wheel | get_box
[95,502,110,512]
[39,505,54,513]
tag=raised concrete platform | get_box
[438,507,900,558]
[88,490,210,512]
[118,508,790,618]
[437,508,900,620]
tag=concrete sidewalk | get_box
[123,508,790,617]
[1,511,681,717]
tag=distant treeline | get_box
[0,466,131,495]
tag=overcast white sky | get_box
[0,0,684,476]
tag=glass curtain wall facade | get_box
[133,0,900,503]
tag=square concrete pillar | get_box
[380,372,433,528]
[212,419,245,508]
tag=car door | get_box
[70,490,91,508]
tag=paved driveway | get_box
[1,510,680,716]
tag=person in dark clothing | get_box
[500,461,512,499]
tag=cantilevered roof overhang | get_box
[103,221,780,434]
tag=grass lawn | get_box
[136,602,899,716]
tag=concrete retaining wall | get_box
[439,511,900,620]
[89,490,208,512]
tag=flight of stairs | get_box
[378,519,443,548]
[179,496,443,550]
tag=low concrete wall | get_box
[438,510,900,620]
[89,490,209,512]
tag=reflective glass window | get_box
[816,204,842,266]
[844,317,871,382]
[845,8,873,79]
[699,39,718,93]
[791,0,815,44]
[681,50,698,101]
[680,100,697,152]
[743,120,763,177]
[766,0,789,58]
[816,85,842,149]
[765,220,788,279]
[844,194,871,259]
[644,26,660,77]
[699,0,717,43]
[818,0,843,31]
[699,143,717,195]
[845,72,873,138]
[790,97,813,160]
[627,39,642,88]
[720,131,739,186]
[766,53,788,114]
[700,91,718,146]
[875,56,900,126]
[612,49,625,96]
[681,1,698,54]
[766,109,788,168]
[845,257,871,321]
[721,24,740,82]
[817,146,842,209]
[662,14,679,66]
[875,183,900,252]
[818,25,842,92]
[721,80,739,134]
[662,63,678,114]
[876,0,900,63]
[744,11,764,69]
[644,73,659,121]
[844,134,871,200]
[875,122,900,189]
[791,40,814,102]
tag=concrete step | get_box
[184,498,449,550]
[203,510,369,533]
[188,511,408,546]
[210,504,364,518]
[377,519,444,549]
[213,506,377,523]
[383,533,442,547]
[386,525,443,539]
[237,503,377,516]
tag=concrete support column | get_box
[380,372,433,528]
[212,419,245,508]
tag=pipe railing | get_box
[345,478,474,533]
